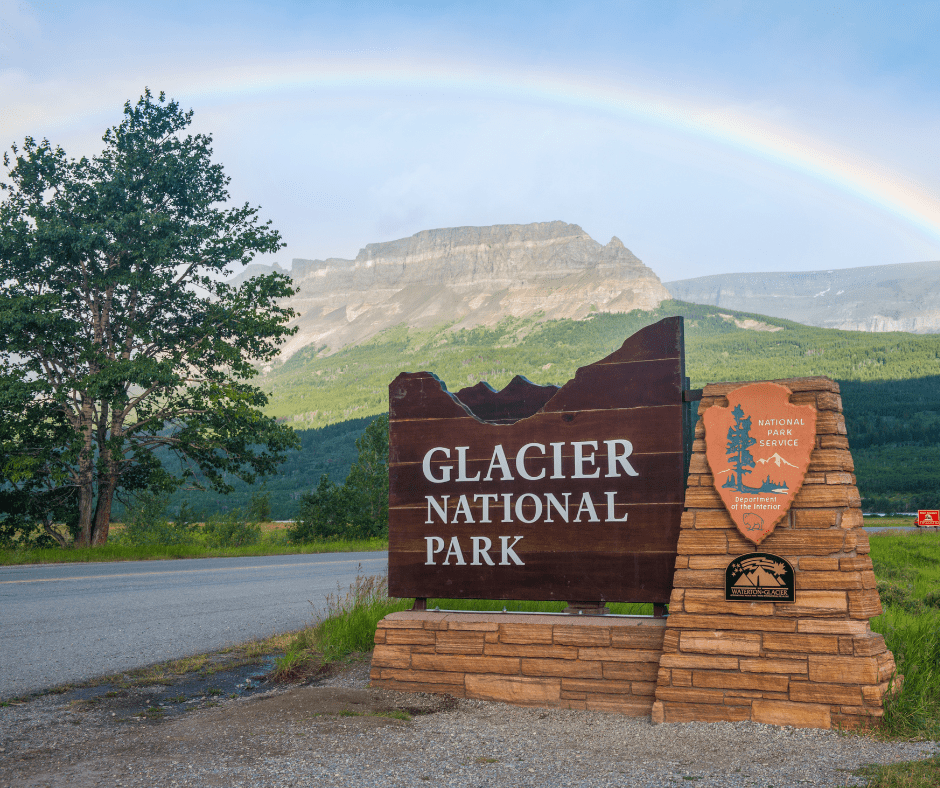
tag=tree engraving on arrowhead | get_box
[703,383,816,545]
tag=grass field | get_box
[0,523,388,565]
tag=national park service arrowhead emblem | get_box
[703,382,816,544]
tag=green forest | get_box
[168,301,940,518]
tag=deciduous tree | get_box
[0,89,299,546]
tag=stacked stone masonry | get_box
[652,376,898,730]
[371,611,665,715]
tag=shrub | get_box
[116,492,195,546]
[203,510,261,547]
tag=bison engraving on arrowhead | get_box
[703,382,816,545]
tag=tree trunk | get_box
[91,474,117,546]
[75,398,97,547]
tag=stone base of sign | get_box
[652,377,900,730]
[370,611,665,714]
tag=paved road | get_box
[0,551,388,700]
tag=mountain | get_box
[665,261,940,333]
[236,221,670,359]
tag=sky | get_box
[2,1,940,282]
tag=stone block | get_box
[798,556,840,571]
[375,668,467,686]
[816,412,847,435]
[651,700,665,724]
[752,700,831,729]
[423,620,449,631]
[694,510,736,529]
[820,435,850,449]
[739,658,808,674]
[794,485,859,509]
[680,631,761,656]
[861,571,878,590]
[840,509,864,530]
[499,623,553,644]
[561,678,633,695]
[374,629,387,645]
[377,678,466,698]
[683,589,775,616]
[848,589,882,619]
[673,569,726,589]
[666,613,796,633]
[826,472,855,485]
[663,630,680,652]
[685,488,724,508]
[578,648,663,663]
[484,643,577,660]
[465,675,560,705]
[379,619,426,629]
[789,682,863,706]
[839,555,873,571]
[816,392,843,412]
[861,680,894,704]
[610,626,666,650]
[604,662,660,682]
[688,454,709,474]
[521,659,602,679]
[839,637,854,655]
[412,653,519,675]
[762,633,839,654]
[688,555,734,570]
[852,634,887,658]
[796,619,868,635]
[807,656,879,685]
[630,681,656,696]
[659,653,740,670]
[447,621,499,632]
[796,571,863,591]
[661,702,751,723]
[737,529,846,556]
[675,556,690,569]
[676,531,727,555]
[657,686,726,704]
[775,591,848,617]
[808,450,854,473]
[434,631,485,653]
[672,669,692,687]
[371,645,413,669]
[845,530,871,554]
[693,671,789,692]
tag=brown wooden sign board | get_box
[387,317,688,604]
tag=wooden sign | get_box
[725,552,794,602]
[387,317,688,604]
[704,382,816,544]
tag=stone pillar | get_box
[652,376,898,729]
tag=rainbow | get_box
[15,57,940,246]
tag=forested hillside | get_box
[171,302,940,517]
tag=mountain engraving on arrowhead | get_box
[234,221,670,359]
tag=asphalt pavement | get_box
[0,551,388,700]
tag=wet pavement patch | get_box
[44,655,282,724]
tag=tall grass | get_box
[869,531,940,739]
[0,536,388,565]
[274,569,660,680]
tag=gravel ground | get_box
[1,660,936,788]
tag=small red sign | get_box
[917,510,939,526]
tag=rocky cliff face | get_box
[237,222,670,359]
[665,261,940,334]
